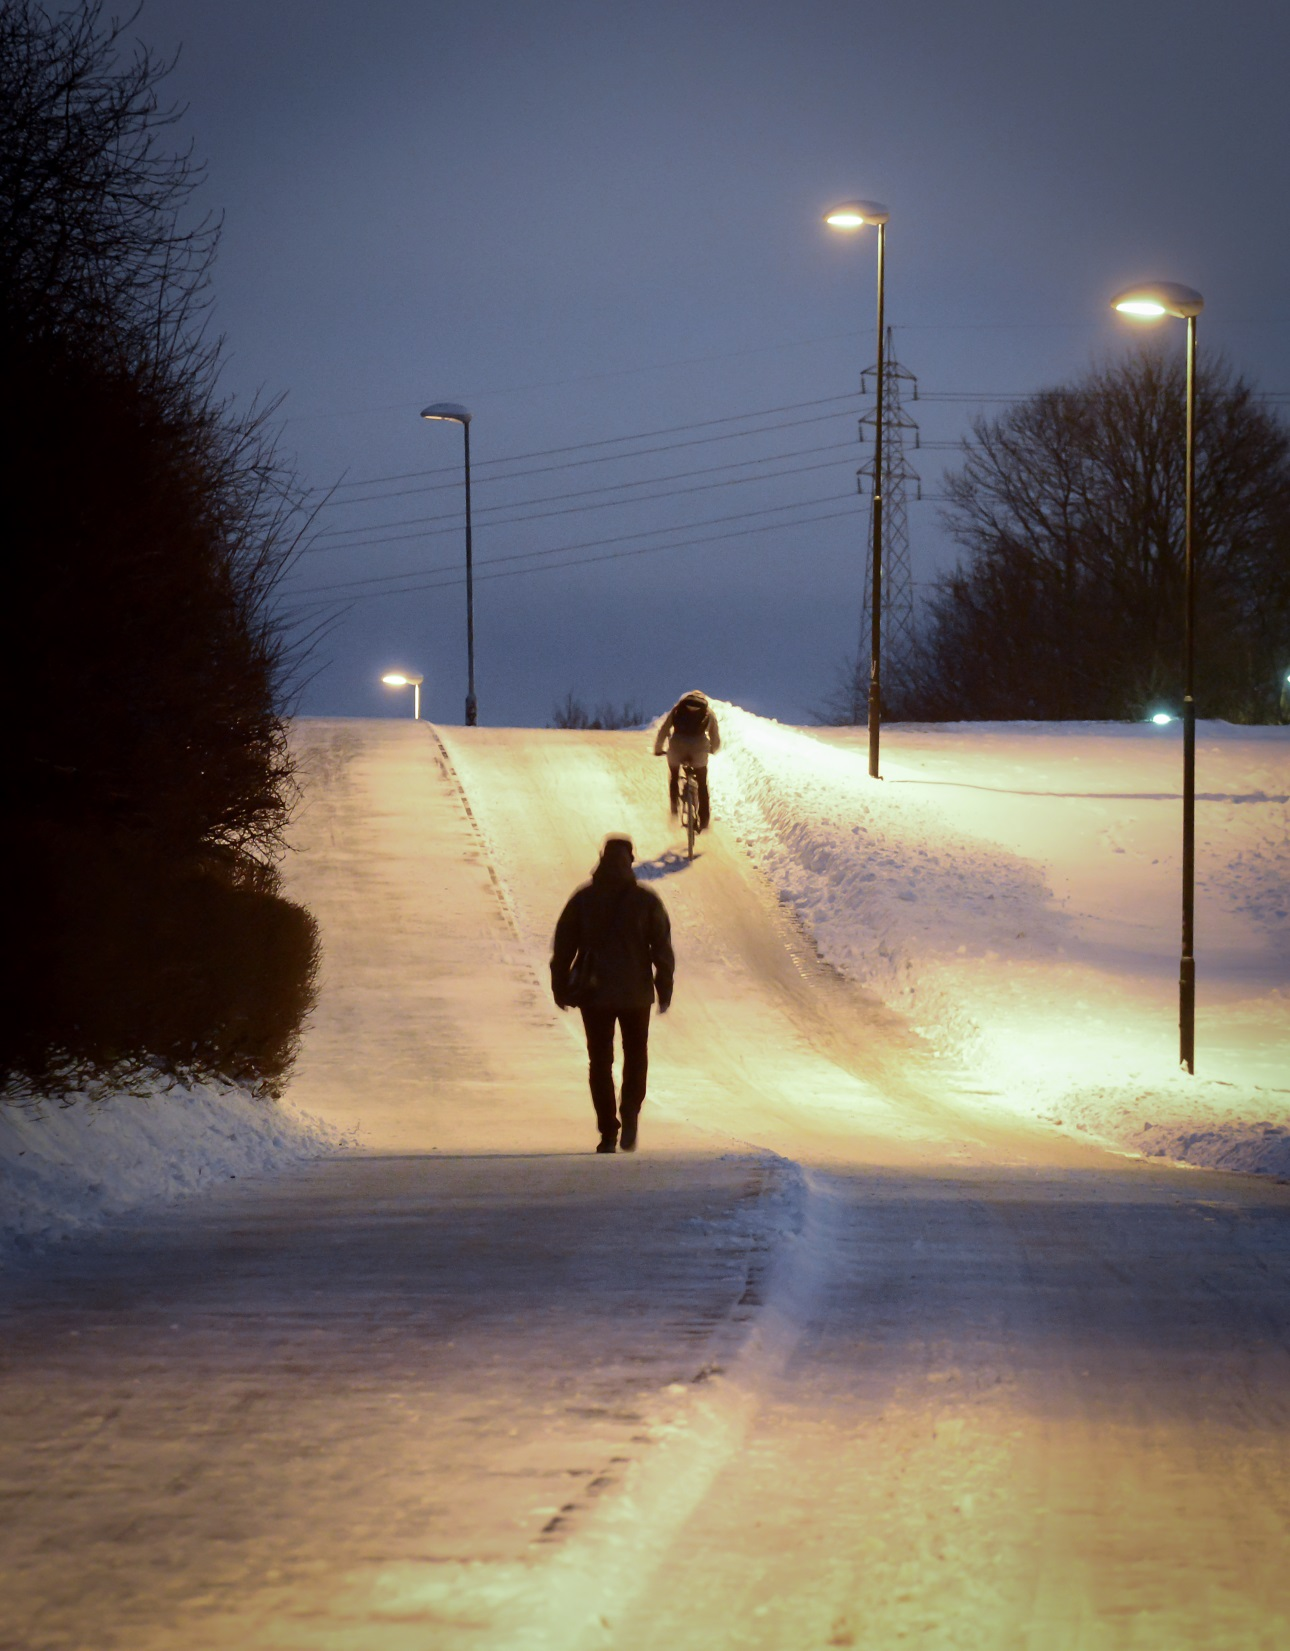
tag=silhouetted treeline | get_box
[820,350,1290,725]
[549,692,646,730]
[1,1,317,1098]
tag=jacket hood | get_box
[592,834,635,885]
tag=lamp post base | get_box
[465,694,478,727]
[1180,953,1195,1074]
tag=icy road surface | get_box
[3,717,1289,1649]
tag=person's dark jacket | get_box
[551,863,674,1011]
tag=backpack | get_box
[565,883,633,1007]
[671,695,708,737]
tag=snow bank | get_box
[0,1082,346,1259]
[716,704,1290,1178]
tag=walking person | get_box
[653,690,720,831]
[551,836,674,1154]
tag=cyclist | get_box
[653,690,720,832]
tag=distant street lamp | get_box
[381,670,423,719]
[1112,279,1205,1073]
[825,200,890,780]
[421,402,477,726]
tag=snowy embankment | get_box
[717,704,1290,1177]
[0,1083,343,1259]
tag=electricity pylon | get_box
[852,328,920,722]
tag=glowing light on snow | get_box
[1151,712,1174,725]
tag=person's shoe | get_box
[619,1115,638,1152]
[596,1134,617,1154]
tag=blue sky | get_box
[142,0,1290,725]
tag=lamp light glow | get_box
[1151,712,1174,726]
[824,199,890,230]
[1111,281,1204,321]
[421,402,472,424]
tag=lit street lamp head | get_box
[381,670,423,720]
[824,199,890,230]
[1111,281,1204,320]
[420,402,472,424]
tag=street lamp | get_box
[421,402,477,726]
[381,670,423,719]
[825,200,890,779]
[1112,279,1205,1073]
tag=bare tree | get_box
[906,349,1290,721]
[549,692,646,730]
[1,0,310,861]
[1,1,318,1095]
[0,0,216,355]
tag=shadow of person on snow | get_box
[635,849,698,880]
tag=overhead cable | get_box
[289,492,863,599]
[317,392,862,494]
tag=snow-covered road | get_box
[4,716,1289,1648]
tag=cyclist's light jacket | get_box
[653,692,721,762]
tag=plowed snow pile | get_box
[717,706,1290,1175]
[1,1085,343,1257]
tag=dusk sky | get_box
[142,0,1290,727]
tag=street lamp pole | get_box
[1111,281,1205,1073]
[1181,305,1197,1073]
[421,402,477,726]
[381,671,423,719]
[825,200,890,779]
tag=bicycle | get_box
[677,763,701,860]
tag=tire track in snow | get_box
[423,722,525,946]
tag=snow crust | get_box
[0,1082,344,1259]
[715,706,1290,1178]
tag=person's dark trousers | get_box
[579,1005,651,1139]
[667,765,711,830]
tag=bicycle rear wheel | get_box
[684,771,698,859]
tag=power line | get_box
[316,406,868,514]
[289,492,864,599]
[308,443,864,551]
[316,392,862,494]
[308,383,1290,511]
[289,502,868,606]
